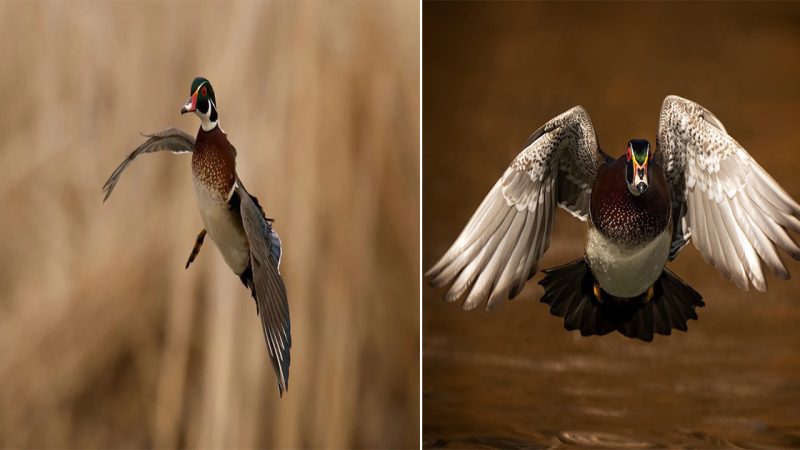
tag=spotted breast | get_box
[590,156,671,248]
[191,126,250,274]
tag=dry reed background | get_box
[0,2,419,448]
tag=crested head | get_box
[181,76,219,131]
[625,139,652,196]
[190,77,217,104]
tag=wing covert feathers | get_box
[426,106,602,309]
[658,95,800,292]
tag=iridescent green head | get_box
[180,76,218,130]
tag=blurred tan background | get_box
[424,2,800,448]
[0,2,418,449]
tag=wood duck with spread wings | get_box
[426,95,800,341]
[103,77,291,394]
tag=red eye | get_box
[201,86,207,96]
[626,147,631,161]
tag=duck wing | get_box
[236,180,290,395]
[426,106,603,310]
[657,95,800,292]
[102,127,195,201]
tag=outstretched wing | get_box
[236,180,290,395]
[426,106,603,310]
[657,95,800,292]
[102,127,195,201]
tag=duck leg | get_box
[185,229,207,269]
[539,258,704,341]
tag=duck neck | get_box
[201,117,219,132]
[200,99,220,132]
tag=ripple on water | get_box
[556,431,656,448]
[424,428,800,449]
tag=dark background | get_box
[424,2,800,447]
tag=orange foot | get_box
[643,285,655,303]
[593,282,603,301]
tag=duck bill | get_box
[180,92,198,114]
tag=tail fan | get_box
[538,258,705,341]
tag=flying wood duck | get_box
[427,95,800,341]
[103,77,291,394]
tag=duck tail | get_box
[538,258,705,341]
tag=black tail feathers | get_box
[538,258,705,341]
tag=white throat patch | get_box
[197,98,218,131]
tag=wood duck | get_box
[103,77,291,394]
[427,95,800,341]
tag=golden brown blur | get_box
[424,2,800,448]
[0,2,418,448]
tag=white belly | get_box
[194,183,250,274]
[585,226,671,298]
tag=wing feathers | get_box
[492,210,534,308]
[747,189,800,258]
[236,182,291,395]
[731,196,786,281]
[429,182,507,289]
[485,209,527,309]
[463,208,517,310]
[710,195,748,290]
[719,199,764,291]
[752,162,800,217]
[427,106,601,309]
[102,128,195,201]
[659,95,800,292]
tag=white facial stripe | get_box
[197,97,218,131]
[190,81,219,131]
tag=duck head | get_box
[181,77,218,131]
[625,139,652,196]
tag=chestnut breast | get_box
[589,155,671,248]
[192,126,237,199]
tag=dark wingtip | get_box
[277,376,288,398]
[101,176,117,202]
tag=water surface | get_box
[423,3,800,447]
